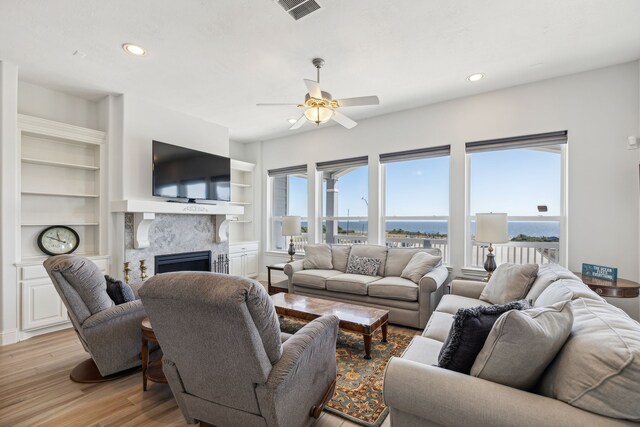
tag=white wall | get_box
[18,81,99,129]
[259,62,640,285]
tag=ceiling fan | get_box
[257,58,380,130]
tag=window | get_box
[268,165,308,251]
[317,157,369,244]
[466,131,566,267]
[382,146,450,262]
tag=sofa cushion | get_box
[401,336,443,365]
[526,263,580,302]
[422,311,454,342]
[537,298,640,421]
[303,244,333,270]
[437,300,531,374]
[479,263,538,305]
[534,278,603,307]
[346,255,382,277]
[400,252,442,284]
[349,245,388,276]
[331,245,351,272]
[435,294,491,315]
[292,269,343,289]
[326,273,381,295]
[471,301,573,390]
[368,277,419,301]
[385,248,441,277]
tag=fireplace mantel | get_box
[111,200,243,248]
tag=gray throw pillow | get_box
[479,263,539,305]
[346,255,382,276]
[437,300,530,374]
[303,244,333,270]
[105,275,137,305]
[400,252,442,283]
[471,300,573,390]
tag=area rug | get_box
[279,316,418,427]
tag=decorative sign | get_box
[582,263,618,282]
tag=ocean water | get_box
[327,220,560,238]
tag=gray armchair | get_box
[44,255,147,381]
[139,272,339,427]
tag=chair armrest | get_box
[384,357,627,427]
[418,265,449,293]
[284,260,305,293]
[450,279,486,299]
[81,299,145,330]
[256,315,339,426]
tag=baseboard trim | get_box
[18,322,72,342]
[0,328,18,345]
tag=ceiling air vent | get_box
[276,0,321,20]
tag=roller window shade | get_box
[379,145,451,164]
[267,164,308,177]
[316,156,368,171]
[466,131,567,153]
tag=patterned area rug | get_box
[279,316,418,427]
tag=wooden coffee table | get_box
[271,293,389,359]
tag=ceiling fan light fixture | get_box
[304,107,333,124]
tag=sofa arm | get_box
[283,260,304,293]
[417,265,449,328]
[256,315,339,426]
[450,279,486,299]
[82,299,145,330]
[384,357,627,427]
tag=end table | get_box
[267,262,289,294]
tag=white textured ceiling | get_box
[1,0,639,142]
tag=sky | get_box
[285,147,561,218]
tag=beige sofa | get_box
[284,245,449,329]
[383,264,640,426]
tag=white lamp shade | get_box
[475,213,509,243]
[282,216,301,236]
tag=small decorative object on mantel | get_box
[582,263,618,282]
[139,259,148,281]
[123,261,131,284]
[474,213,510,281]
[37,225,80,256]
[282,216,302,262]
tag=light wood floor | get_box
[0,328,391,427]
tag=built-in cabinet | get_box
[228,159,258,278]
[16,115,109,339]
[229,241,259,278]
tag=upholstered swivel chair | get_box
[44,255,147,382]
[139,272,339,427]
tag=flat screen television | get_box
[152,140,231,202]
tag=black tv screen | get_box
[152,140,231,202]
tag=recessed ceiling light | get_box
[287,118,298,124]
[467,73,485,82]
[122,43,146,56]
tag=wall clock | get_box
[37,226,80,256]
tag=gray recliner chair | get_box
[44,255,147,381]
[139,271,339,427]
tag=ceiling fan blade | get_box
[256,103,301,106]
[335,95,380,107]
[331,111,357,129]
[304,79,322,99]
[289,115,307,130]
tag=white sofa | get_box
[383,264,640,426]
[284,245,449,329]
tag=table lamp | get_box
[475,213,509,280]
[282,216,301,262]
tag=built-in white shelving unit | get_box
[228,159,258,278]
[16,114,109,340]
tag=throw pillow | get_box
[479,263,539,305]
[346,255,382,276]
[303,244,333,270]
[400,252,442,283]
[105,275,137,305]
[437,300,530,374]
[470,300,573,390]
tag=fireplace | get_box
[155,251,212,274]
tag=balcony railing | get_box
[291,234,559,266]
